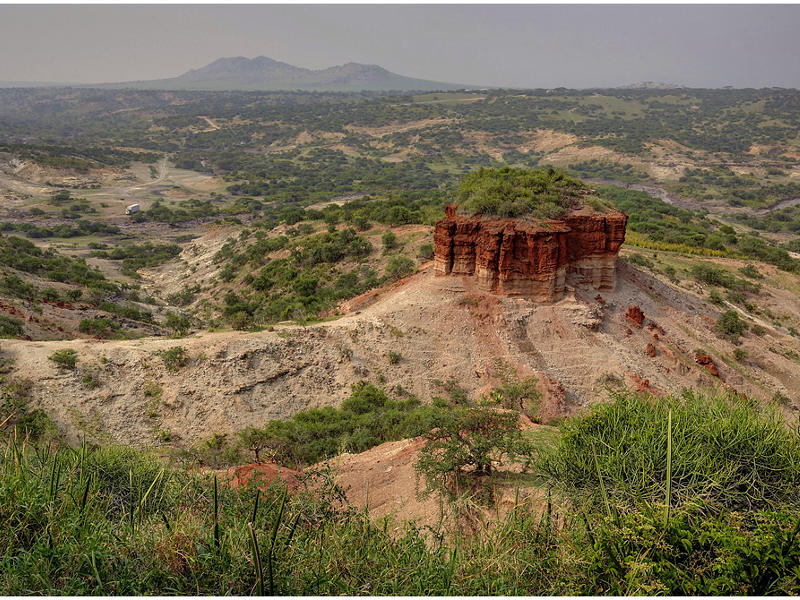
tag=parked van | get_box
[126,203,140,215]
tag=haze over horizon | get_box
[1,4,799,89]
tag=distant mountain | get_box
[103,56,470,92]
[618,81,683,90]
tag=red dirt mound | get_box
[224,462,303,491]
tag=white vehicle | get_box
[125,203,140,215]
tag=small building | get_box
[126,203,140,215]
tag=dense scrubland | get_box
[1,87,799,210]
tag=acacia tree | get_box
[237,427,272,462]
[414,403,530,500]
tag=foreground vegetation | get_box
[2,387,800,595]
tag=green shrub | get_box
[228,310,254,330]
[385,256,415,281]
[708,289,725,305]
[692,263,734,287]
[691,263,760,294]
[41,287,61,302]
[91,242,182,275]
[159,346,188,372]
[166,285,197,307]
[381,230,398,251]
[222,383,445,468]
[491,365,541,419]
[219,263,238,282]
[661,265,679,283]
[417,242,434,260]
[78,317,120,339]
[415,403,530,500]
[236,426,274,462]
[0,275,36,299]
[49,348,78,370]
[0,236,115,293]
[164,311,191,336]
[626,253,654,269]
[0,314,24,338]
[716,309,747,340]
[14,409,57,440]
[580,503,800,595]
[433,378,469,406]
[353,214,371,231]
[98,302,152,323]
[81,369,101,389]
[739,263,764,279]
[48,189,71,205]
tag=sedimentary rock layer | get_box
[434,204,627,300]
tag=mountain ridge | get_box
[102,55,471,92]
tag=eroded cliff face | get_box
[434,204,627,300]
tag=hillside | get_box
[1,157,799,452]
[3,247,799,450]
[102,56,469,92]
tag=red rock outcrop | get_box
[624,305,645,327]
[695,352,720,377]
[646,343,657,357]
[434,204,627,300]
[628,372,662,396]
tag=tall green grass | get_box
[539,389,800,511]
[2,389,800,594]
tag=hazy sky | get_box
[1,4,799,88]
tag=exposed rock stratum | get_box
[434,204,628,300]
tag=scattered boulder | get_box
[695,352,719,377]
[629,372,660,395]
[572,306,603,330]
[625,305,645,327]
[646,343,656,357]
